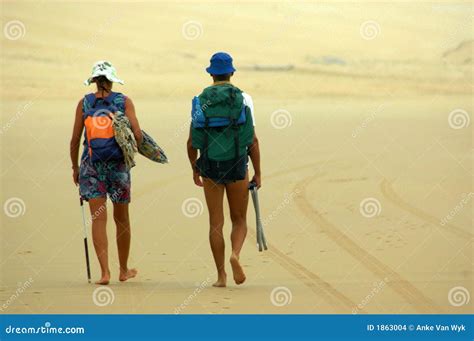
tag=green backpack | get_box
[191,84,254,181]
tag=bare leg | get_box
[203,178,226,287]
[113,203,137,282]
[226,172,249,285]
[89,197,110,285]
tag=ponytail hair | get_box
[93,76,112,96]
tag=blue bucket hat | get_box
[206,52,236,75]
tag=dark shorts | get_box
[203,157,249,185]
[79,158,131,203]
[208,176,248,185]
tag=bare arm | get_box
[70,99,84,185]
[187,127,203,187]
[248,131,261,188]
[124,97,143,145]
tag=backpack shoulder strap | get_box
[191,96,201,125]
[107,91,118,101]
[110,92,126,112]
[83,93,96,114]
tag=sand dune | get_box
[1,1,472,314]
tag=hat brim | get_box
[84,74,124,86]
[206,66,236,75]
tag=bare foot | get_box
[95,272,110,285]
[213,273,227,287]
[119,268,137,282]
[230,253,246,285]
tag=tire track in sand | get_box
[294,174,441,313]
[381,179,473,240]
[136,162,359,311]
[252,163,363,312]
[247,229,361,312]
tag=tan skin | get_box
[70,80,143,285]
[187,75,261,287]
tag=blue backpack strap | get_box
[84,92,125,113]
[82,93,96,116]
[110,92,126,112]
[237,105,247,124]
[106,91,118,102]
[191,97,203,128]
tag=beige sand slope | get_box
[1,1,472,314]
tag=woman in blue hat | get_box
[187,52,261,287]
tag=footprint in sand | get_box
[18,250,32,255]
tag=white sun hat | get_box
[84,60,124,86]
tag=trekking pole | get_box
[253,185,268,251]
[255,190,268,251]
[79,195,92,283]
[249,182,268,252]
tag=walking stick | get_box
[80,195,92,283]
[249,181,268,252]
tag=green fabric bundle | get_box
[138,131,168,164]
[111,111,137,170]
[112,111,168,170]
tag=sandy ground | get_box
[0,1,472,314]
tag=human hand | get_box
[72,167,79,186]
[251,174,261,189]
[193,171,203,187]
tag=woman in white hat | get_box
[70,61,142,285]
